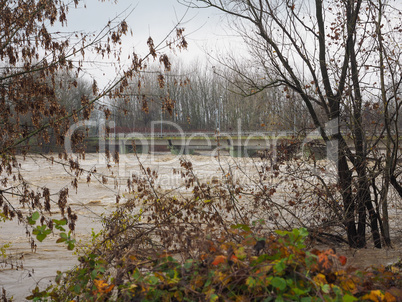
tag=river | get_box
[0,153,401,301]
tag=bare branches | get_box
[196,0,402,248]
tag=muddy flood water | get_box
[1,153,401,301]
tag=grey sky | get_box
[66,1,226,58]
[59,0,233,85]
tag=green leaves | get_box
[342,294,358,302]
[271,277,287,291]
[231,223,251,232]
[274,259,287,274]
[28,211,40,225]
[27,212,75,249]
[29,211,52,242]
[32,225,52,242]
[56,231,76,250]
[36,226,402,302]
[276,227,308,249]
[53,218,67,231]
[246,276,257,288]
[54,218,73,248]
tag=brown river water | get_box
[1,153,401,301]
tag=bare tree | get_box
[193,0,402,248]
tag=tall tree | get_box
[0,0,187,247]
[194,0,402,248]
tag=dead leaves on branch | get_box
[23,154,401,301]
[1,0,187,259]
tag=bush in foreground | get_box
[28,227,401,302]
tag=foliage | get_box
[0,0,187,255]
[0,212,11,258]
[0,0,120,255]
[26,211,76,249]
[0,2,187,299]
[32,227,402,301]
[10,140,400,301]
[1,0,402,300]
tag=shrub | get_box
[30,227,401,301]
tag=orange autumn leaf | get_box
[93,279,115,294]
[339,255,347,266]
[230,254,239,263]
[384,292,397,302]
[310,248,320,256]
[318,254,332,271]
[94,279,106,288]
[318,249,336,272]
[212,255,227,266]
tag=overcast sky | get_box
[66,1,218,42]
[60,0,235,85]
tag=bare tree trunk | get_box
[338,152,361,248]
[376,0,395,247]
[345,0,381,248]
